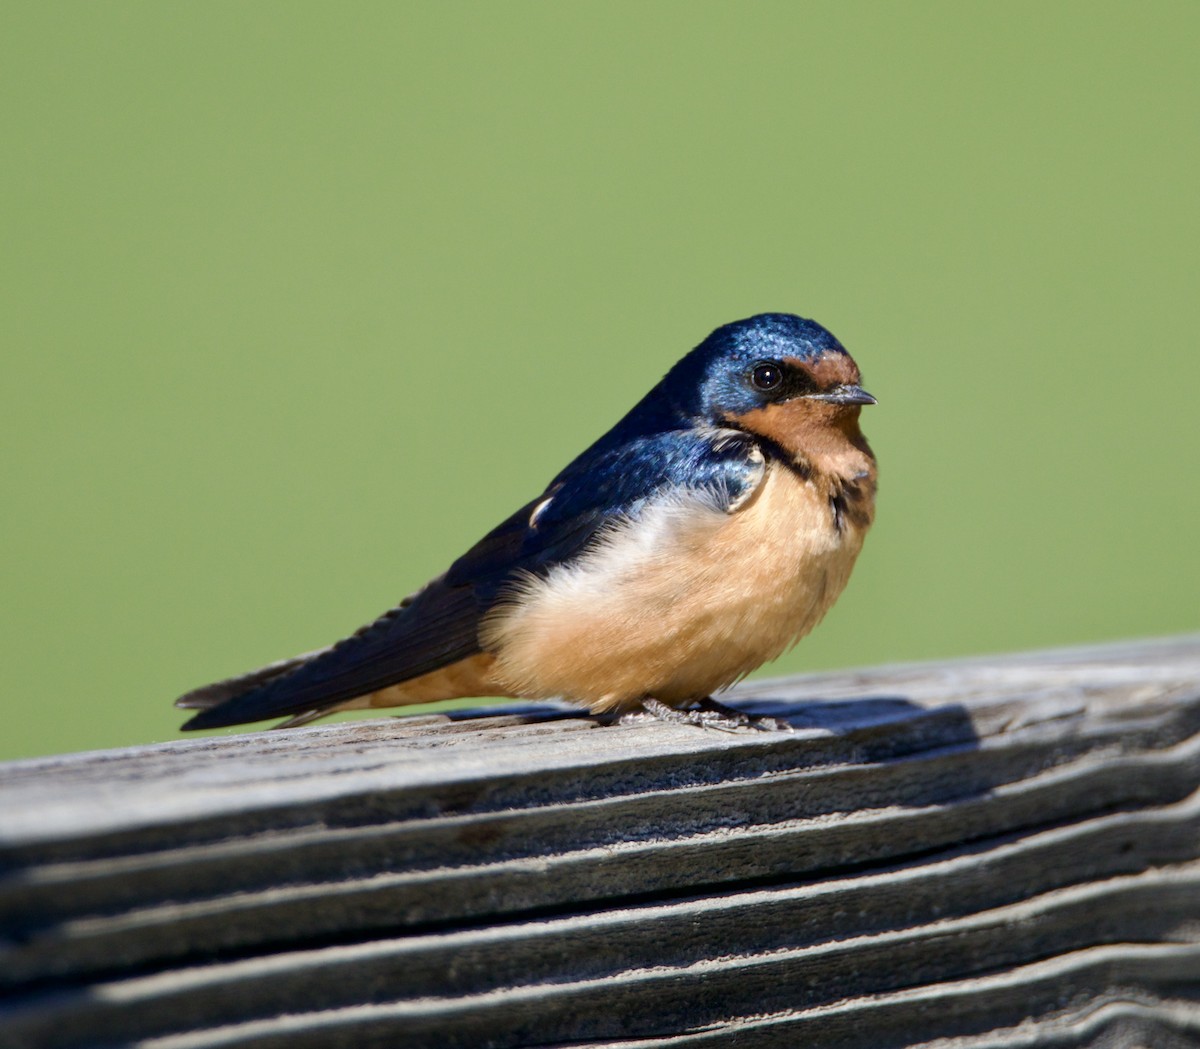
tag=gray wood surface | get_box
[2,636,1199,1048]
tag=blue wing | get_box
[178,428,764,729]
[447,428,764,590]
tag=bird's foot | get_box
[631,696,793,733]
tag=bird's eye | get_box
[750,361,784,392]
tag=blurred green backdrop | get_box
[2,2,1197,761]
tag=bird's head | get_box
[665,313,875,467]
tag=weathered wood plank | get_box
[1,637,1198,1048]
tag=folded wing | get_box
[178,428,764,730]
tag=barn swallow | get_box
[178,313,876,731]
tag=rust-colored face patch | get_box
[784,352,861,391]
[724,351,873,473]
[726,399,828,464]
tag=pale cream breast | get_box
[481,461,871,712]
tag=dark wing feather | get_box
[176,648,330,710]
[179,428,763,730]
[179,574,485,730]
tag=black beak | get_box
[806,383,877,406]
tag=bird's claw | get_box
[634,696,793,733]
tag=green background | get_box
[2,2,1197,761]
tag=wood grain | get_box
[1,637,1198,1048]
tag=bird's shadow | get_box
[437,691,981,780]
[439,693,967,735]
[428,691,990,812]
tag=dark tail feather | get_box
[175,649,330,711]
[176,579,483,731]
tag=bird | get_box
[177,313,877,732]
